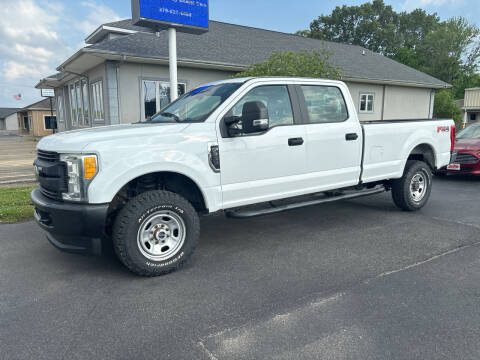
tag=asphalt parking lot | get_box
[0,135,36,185]
[1,176,479,360]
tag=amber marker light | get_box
[83,156,98,180]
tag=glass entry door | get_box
[142,80,186,121]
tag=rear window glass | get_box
[301,86,348,124]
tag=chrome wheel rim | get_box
[410,172,427,202]
[137,211,186,261]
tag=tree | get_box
[303,1,480,92]
[416,18,480,85]
[433,90,462,125]
[396,9,439,50]
[309,0,402,56]
[454,73,480,99]
[234,50,343,80]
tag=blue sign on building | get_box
[132,0,209,33]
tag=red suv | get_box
[439,124,480,175]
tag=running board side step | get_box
[225,187,386,219]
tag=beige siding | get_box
[117,63,236,124]
[31,110,56,137]
[5,113,18,131]
[345,82,384,121]
[464,89,480,108]
[383,86,431,120]
[346,82,432,121]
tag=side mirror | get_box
[242,101,269,134]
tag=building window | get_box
[142,80,186,120]
[470,113,477,122]
[56,94,65,123]
[44,116,57,130]
[359,93,375,113]
[75,81,83,125]
[69,84,77,126]
[91,81,104,123]
[69,80,91,127]
[82,80,90,126]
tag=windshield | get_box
[457,125,480,139]
[147,83,242,123]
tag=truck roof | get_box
[200,76,346,88]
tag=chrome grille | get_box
[456,153,479,164]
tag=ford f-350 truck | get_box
[32,77,456,276]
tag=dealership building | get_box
[36,19,450,132]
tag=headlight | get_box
[60,154,98,202]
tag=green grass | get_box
[0,186,36,223]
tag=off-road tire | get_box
[391,160,432,211]
[113,190,200,277]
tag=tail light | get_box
[450,125,456,152]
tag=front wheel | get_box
[113,190,200,277]
[391,160,432,211]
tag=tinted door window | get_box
[301,86,348,123]
[230,85,294,134]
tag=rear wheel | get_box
[392,160,432,211]
[113,190,200,277]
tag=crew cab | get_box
[31,77,456,276]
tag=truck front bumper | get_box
[31,188,109,255]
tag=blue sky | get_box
[0,0,478,108]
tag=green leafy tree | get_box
[302,0,480,95]
[417,18,480,85]
[309,0,400,56]
[295,30,311,37]
[433,90,462,125]
[234,50,343,80]
[396,9,439,50]
[454,73,480,99]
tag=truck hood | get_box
[37,123,190,153]
[454,138,480,152]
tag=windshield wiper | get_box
[161,112,181,122]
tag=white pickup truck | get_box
[32,77,456,276]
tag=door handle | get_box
[288,137,304,146]
[345,133,359,141]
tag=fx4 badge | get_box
[437,126,450,133]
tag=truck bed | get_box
[360,118,454,183]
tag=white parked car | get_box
[32,77,456,276]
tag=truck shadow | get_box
[434,174,480,183]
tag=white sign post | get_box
[168,27,178,102]
[132,0,209,104]
[40,88,56,133]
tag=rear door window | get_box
[300,86,348,124]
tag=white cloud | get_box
[401,0,464,11]
[0,0,120,107]
[3,61,50,81]
[0,0,68,106]
[76,1,122,35]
